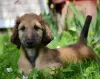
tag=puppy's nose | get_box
[25,39,35,48]
[26,40,33,44]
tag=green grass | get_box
[0,4,100,79]
[0,34,21,79]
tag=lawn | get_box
[0,5,100,79]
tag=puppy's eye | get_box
[20,26,25,31]
[34,25,40,31]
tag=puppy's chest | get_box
[35,53,61,69]
[26,48,45,68]
[35,54,47,69]
[26,48,61,69]
[35,56,41,69]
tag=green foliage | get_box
[28,61,100,79]
[48,31,77,48]
[95,6,100,37]
[43,12,57,36]
[0,34,21,79]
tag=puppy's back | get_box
[58,15,97,62]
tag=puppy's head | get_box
[11,13,53,49]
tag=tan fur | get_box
[58,43,96,63]
[11,13,97,76]
[18,48,33,76]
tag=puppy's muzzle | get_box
[25,39,36,48]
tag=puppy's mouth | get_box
[24,40,36,48]
[25,43,35,48]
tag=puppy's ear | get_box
[11,17,21,49]
[39,14,54,45]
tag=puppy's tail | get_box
[78,15,92,44]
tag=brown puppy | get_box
[11,14,96,76]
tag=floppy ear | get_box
[11,17,21,49]
[39,14,54,46]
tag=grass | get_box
[0,4,100,79]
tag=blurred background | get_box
[0,0,100,79]
[0,0,43,28]
[0,0,100,35]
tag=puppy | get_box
[11,13,97,76]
